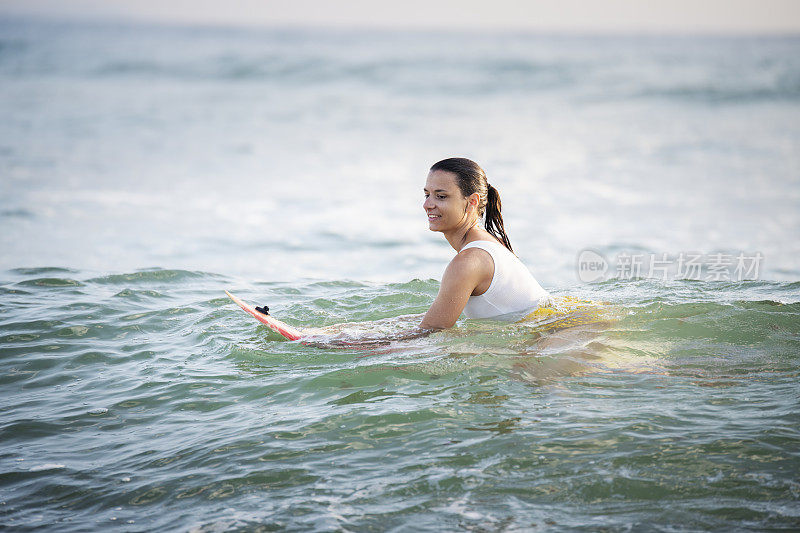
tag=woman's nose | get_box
[423,197,433,210]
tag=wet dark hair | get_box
[429,157,513,253]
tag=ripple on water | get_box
[86,269,221,285]
[15,277,84,288]
[1,266,799,530]
[9,267,79,276]
[113,288,167,299]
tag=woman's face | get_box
[423,170,472,232]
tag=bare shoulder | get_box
[446,246,493,278]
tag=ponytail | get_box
[485,184,513,253]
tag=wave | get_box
[2,268,798,360]
[15,277,84,287]
[86,268,224,285]
[632,83,800,104]
[9,266,79,275]
[66,58,800,102]
[3,21,797,103]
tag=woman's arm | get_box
[419,248,493,330]
[298,249,493,348]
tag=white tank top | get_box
[461,240,552,320]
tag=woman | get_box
[240,157,552,343]
[419,157,552,331]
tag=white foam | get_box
[29,464,65,472]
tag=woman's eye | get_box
[437,195,446,199]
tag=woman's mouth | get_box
[427,214,440,221]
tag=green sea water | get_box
[2,18,800,531]
[2,268,799,531]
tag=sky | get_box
[1,0,800,33]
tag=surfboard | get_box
[225,290,304,340]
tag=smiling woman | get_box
[231,157,554,342]
[419,157,552,330]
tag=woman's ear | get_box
[469,193,480,207]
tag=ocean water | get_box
[1,17,800,531]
